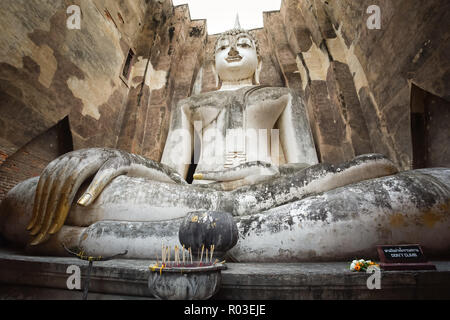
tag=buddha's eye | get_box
[237,37,253,48]
[217,40,230,51]
[238,43,250,48]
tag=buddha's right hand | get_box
[193,161,280,191]
[26,148,186,245]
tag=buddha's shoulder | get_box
[176,86,295,107]
[246,86,295,104]
[249,86,293,97]
[176,90,229,108]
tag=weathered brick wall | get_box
[267,0,450,169]
[319,0,450,169]
[0,118,72,203]
[0,0,150,164]
[0,0,159,200]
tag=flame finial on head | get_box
[234,14,241,30]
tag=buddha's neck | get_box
[219,78,253,91]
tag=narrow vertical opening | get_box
[122,49,135,80]
[410,84,427,169]
[57,116,74,154]
[185,130,201,184]
[411,84,450,168]
[186,158,197,184]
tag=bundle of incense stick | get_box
[199,245,205,266]
[157,244,221,267]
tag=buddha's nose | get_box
[228,46,239,57]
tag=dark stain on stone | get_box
[306,206,329,222]
[399,172,443,209]
[189,27,203,38]
[161,12,167,25]
[285,215,294,227]
[239,215,266,237]
[132,76,144,84]
[117,12,125,24]
[88,219,182,240]
[169,26,175,41]
[104,8,118,29]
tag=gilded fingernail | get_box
[29,224,42,236]
[77,193,92,206]
[26,221,35,231]
[193,173,203,180]
[49,224,60,235]
[30,233,46,246]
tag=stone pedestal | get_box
[1,248,450,300]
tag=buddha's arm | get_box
[160,100,194,179]
[277,91,319,165]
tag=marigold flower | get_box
[354,265,361,271]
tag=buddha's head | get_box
[214,24,262,88]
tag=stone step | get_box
[0,248,449,300]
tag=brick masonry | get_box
[0,118,72,203]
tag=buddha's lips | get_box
[226,56,242,63]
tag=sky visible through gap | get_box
[172,0,282,34]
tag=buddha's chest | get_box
[188,95,285,131]
[186,90,288,169]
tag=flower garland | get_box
[350,259,380,272]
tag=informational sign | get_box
[377,244,436,270]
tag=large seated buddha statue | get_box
[1,23,449,261]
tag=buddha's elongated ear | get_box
[254,57,262,85]
[212,63,220,89]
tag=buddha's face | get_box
[215,33,259,82]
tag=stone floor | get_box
[0,247,449,300]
